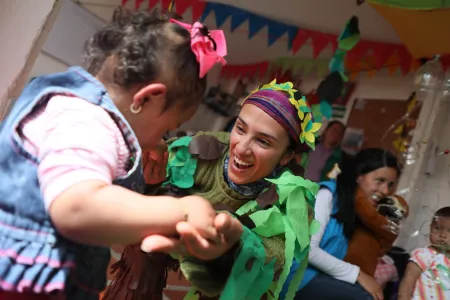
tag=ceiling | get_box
[76,0,402,64]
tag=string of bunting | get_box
[220,53,423,81]
[121,0,415,70]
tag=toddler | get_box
[0,7,227,300]
[398,206,450,299]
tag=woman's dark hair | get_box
[83,7,207,109]
[324,120,346,133]
[334,148,400,238]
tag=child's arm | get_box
[34,96,216,247]
[398,261,422,300]
[50,180,190,246]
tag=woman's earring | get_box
[130,103,142,114]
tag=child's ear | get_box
[133,83,167,113]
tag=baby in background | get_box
[398,206,450,300]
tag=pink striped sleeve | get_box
[21,95,130,209]
[410,248,432,271]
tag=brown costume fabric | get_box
[344,190,407,276]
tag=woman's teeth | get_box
[233,156,253,169]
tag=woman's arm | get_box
[308,188,360,283]
[398,262,422,300]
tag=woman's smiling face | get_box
[227,104,294,185]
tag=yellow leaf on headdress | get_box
[311,122,322,132]
[289,97,300,108]
[301,113,312,131]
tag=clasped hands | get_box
[142,140,243,261]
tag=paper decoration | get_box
[368,0,450,9]
[125,0,420,72]
[369,2,450,59]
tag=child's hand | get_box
[179,195,218,241]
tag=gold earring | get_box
[130,103,142,114]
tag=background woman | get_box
[284,148,401,300]
[301,120,345,182]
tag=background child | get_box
[0,8,228,300]
[398,206,450,300]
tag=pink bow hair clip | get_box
[171,19,227,78]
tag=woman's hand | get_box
[140,213,243,261]
[143,139,168,185]
[357,271,384,300]
[381,218,400,235]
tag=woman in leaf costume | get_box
[104,80,321,300]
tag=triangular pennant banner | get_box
[292,29,311,54]
[174,0,192,15]
[200,2,214,22]
[316,60,329,77]
[287,27,299,50]
[211,3,231,27]
[230,6,249,32]
[259,62,269,79]
[267,20,295,47]
[292,59,306,75]
[370,42,397,69]
[135,0,144,9]
[303,60,316,77]
[327,34,338,54]
[397,46,413,76]
[310,31,330,58]
[347,41,370,66]
[248,14,267,39]
[148,0,159,9]
[248,65,258,79]
[192,1,206,21]
[121,0,129,6]
[161,0,171,10]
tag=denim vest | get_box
[281,180,348,297]
[0,67,145,299]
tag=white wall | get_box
[29,52,69,80]
[28,0,105,81]
[0,0,61,119]
[395,95,450,252]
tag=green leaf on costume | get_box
[184,158,198,174]
[172,171,195,188]
[236,200,258,216]
[169,136,193,150]
[286,188,309,250]
[249,206,285,237]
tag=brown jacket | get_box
[344,190,407,276]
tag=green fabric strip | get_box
[368,0,450,9]
[219,226,274,300]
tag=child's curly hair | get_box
[83,7,206,109]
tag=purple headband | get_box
[244,90,301,145]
